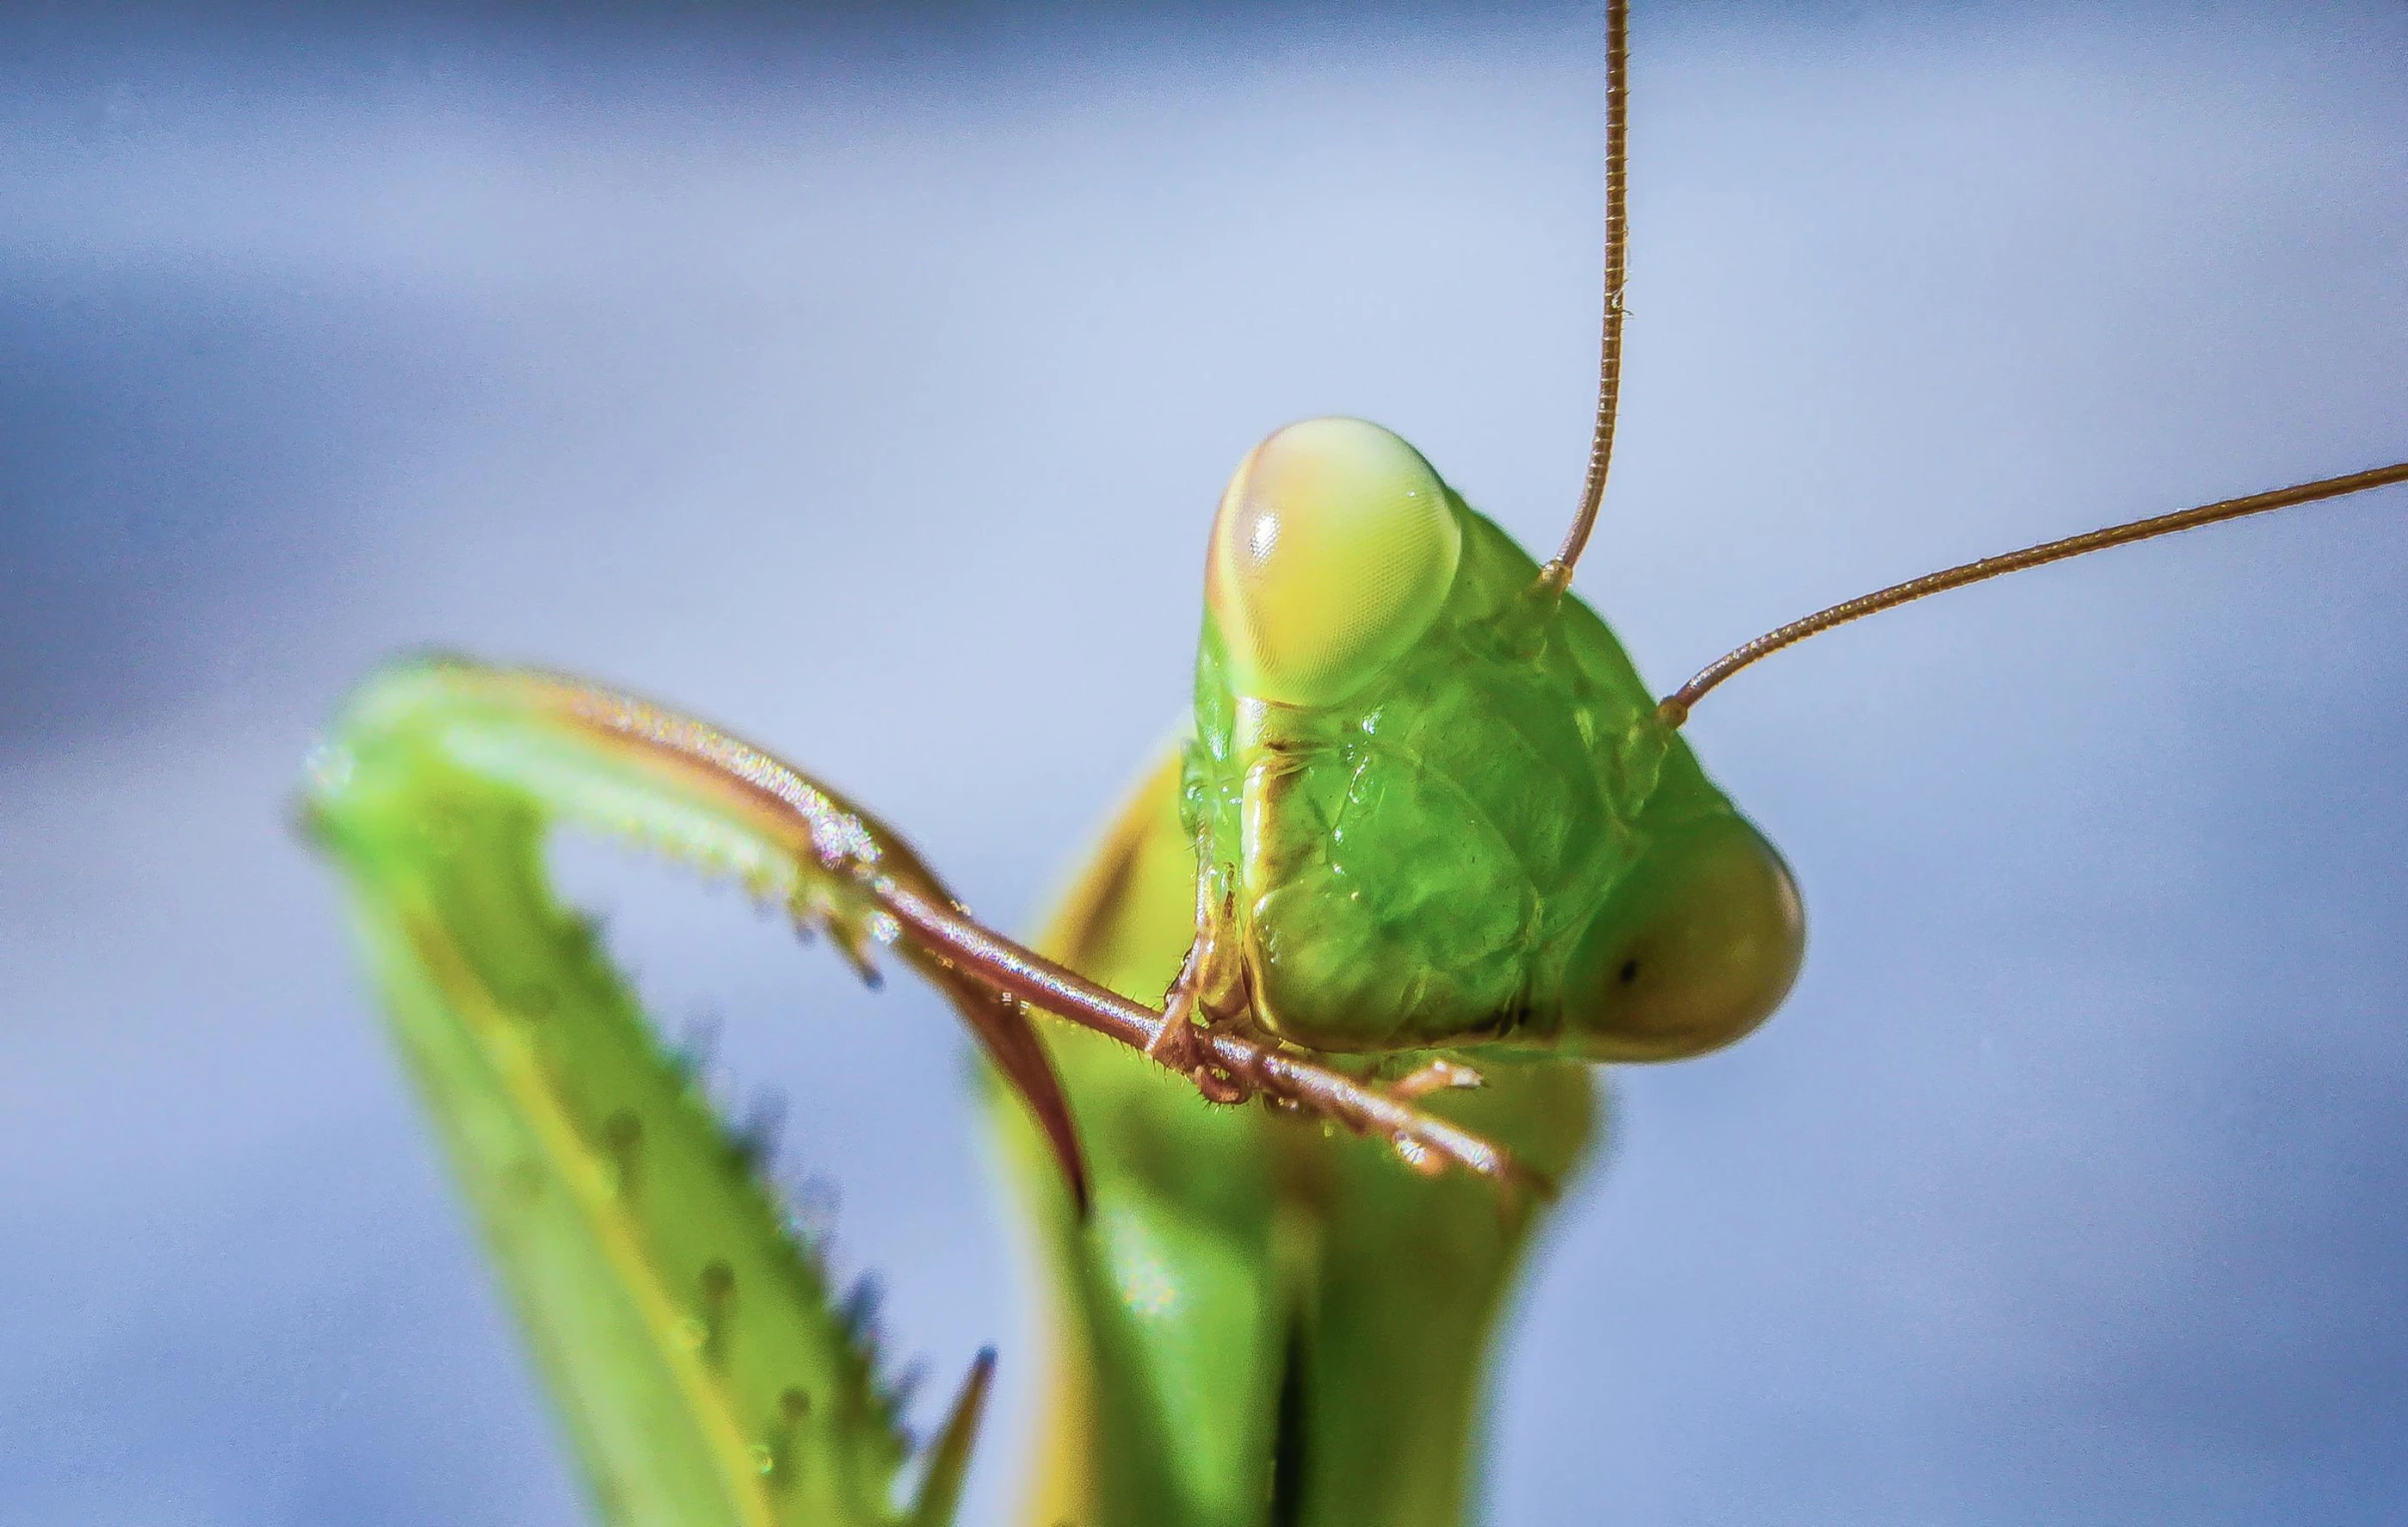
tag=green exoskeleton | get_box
[300,412,1793,1527]
[303,4,2407,1524]
[1175,417,1803,1063]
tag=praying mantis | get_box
[301,5,2408,1512]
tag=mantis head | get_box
[1192,417,1804,1063]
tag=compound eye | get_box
[1563,816,1806,1062]
[1206,418,1462,708]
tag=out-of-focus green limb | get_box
[1004,749,1293,1527]
[310,657,1090,1206]
[1287,1059,1597,1527]
[1012,1024,1292,1527]
[305,657,993,1527]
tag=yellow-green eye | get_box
[1205,418,1462,708]
[1562,816,1806,1062]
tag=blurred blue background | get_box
[4,3,2404,1523]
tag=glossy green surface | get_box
[1188,420,1804,1060]
[1207,418,1463,709]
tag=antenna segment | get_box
[1541,0,1631,595]
[1657,462,2408,726]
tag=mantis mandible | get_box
[301,6,2408,1524]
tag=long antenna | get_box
[1657,461,2408,726]
[1540,0,1631,596]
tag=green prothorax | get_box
[1184,418,1804,1060]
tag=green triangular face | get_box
[1186,419,1804,1061]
